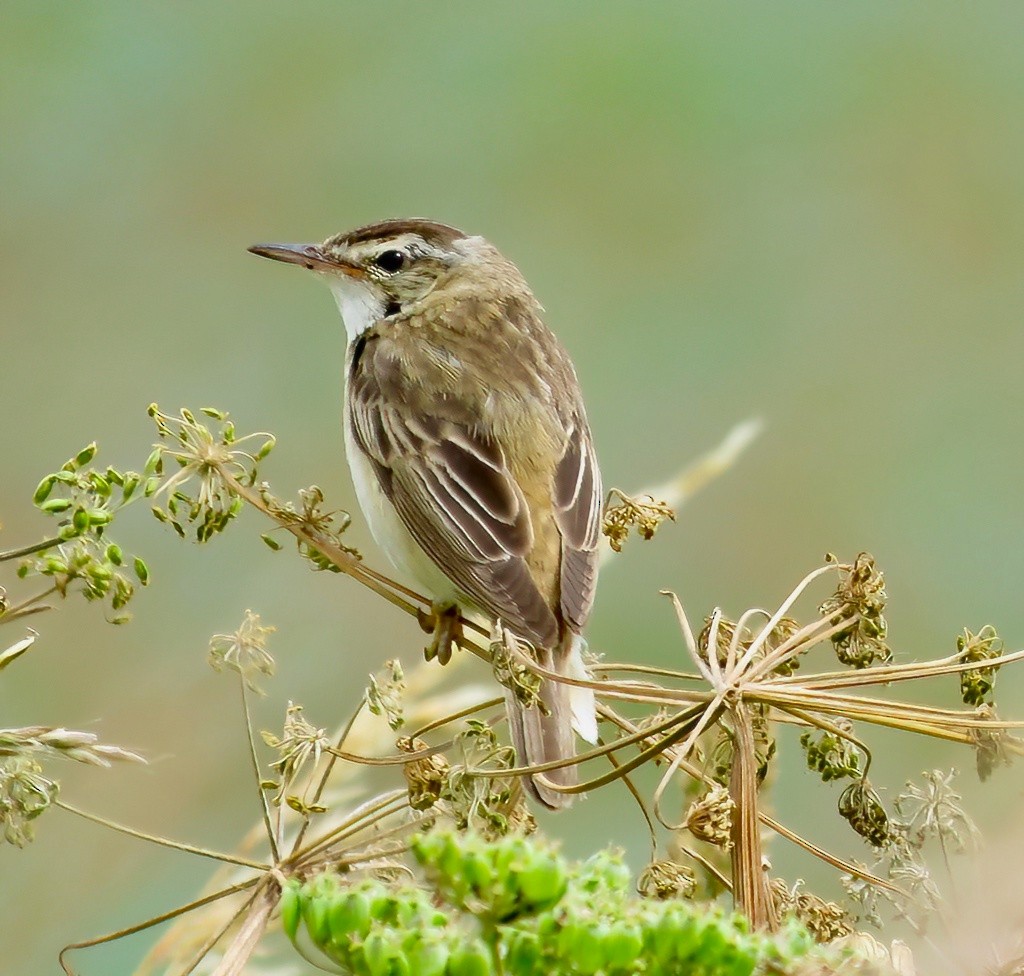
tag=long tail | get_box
[506,633,597,811]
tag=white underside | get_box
[343,411,465,603]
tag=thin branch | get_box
[0,536,62,563]
[56,800,269,871]
[238,679,280,864]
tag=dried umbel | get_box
[637,859,697,900]
[208,609,276,692]
[958,625,1003,707]
[684,785,735,850]
[838,780,891,848]
[970,704,1015,781]
[0,757,58,847]
[771,879,854,944]
[818,553,891,668]
[490,625,544,711]
[800,721,862,782]
[601,489,676,553]
[261,702,330,806]
[397,736,449,812]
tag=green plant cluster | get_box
[17,442,153,622]
[281,830,823,976]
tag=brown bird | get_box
[249,219,601,808]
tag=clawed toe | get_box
[421,601,462,665]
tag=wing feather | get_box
[553,419,602,632]
[348,337,560,646]
[347,307,601,650]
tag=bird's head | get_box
[249,219,501,340]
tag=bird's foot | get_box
[417,600,462,665]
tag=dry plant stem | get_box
[760,687,1024,740]
[788,646,1024,689]
[330,739,458,766]
[179,888,261,976]
[0,584,58,622]
[741,614,858,684]
[210,879,281,976]
[677,844,733,891]
[56,800,270,871]
[216,465,492,653]
[729,704,777,930]
[725,565,838,681]
[726,608,772,673]
[59,879,261,976]
[299,813,425,872]
[338,840,414,871]
[0,537,63,562]
[637,418,763,518]
[596,705,904,897]
[541,705,709,796]
[290,790,408,864]
[591,662,706,682]
[651,695,727,829]
[408,695,504,739]
[238,679,280,864]
[602,743,659,857]
[472,704,706,783]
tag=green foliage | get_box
[12,441,153,623]
[286,830,826,976]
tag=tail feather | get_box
[507,633,596,811]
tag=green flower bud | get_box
[447,941,492,976]
[602,924,644,970]
[86,563,113,582]
[72,508,91,533]
[329,891,372,944]
[650,906,699,963]
[39,498,72,513]
[74,443,98,468]
[517,855,567,910]
[463,848,495,894]
[133,557,149,585]
[143,448,163,476]
[105,544,123,565]
[33,476,56,505]
[402,933,449,976]
[301,893,332,947]
[362,931,410,976]
[504,931,541,970]
[569,922,607,975]
[279,882,301,942]
[90,473,112,497]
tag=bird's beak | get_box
[247,242,365,277]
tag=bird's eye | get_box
[374,250,406,273]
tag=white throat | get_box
[327,278,386,344]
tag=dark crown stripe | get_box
[329,218,466,249]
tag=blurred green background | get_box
[3,3,1023,972]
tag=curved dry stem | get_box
[408,696,503,739]
[59,878,260,976]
